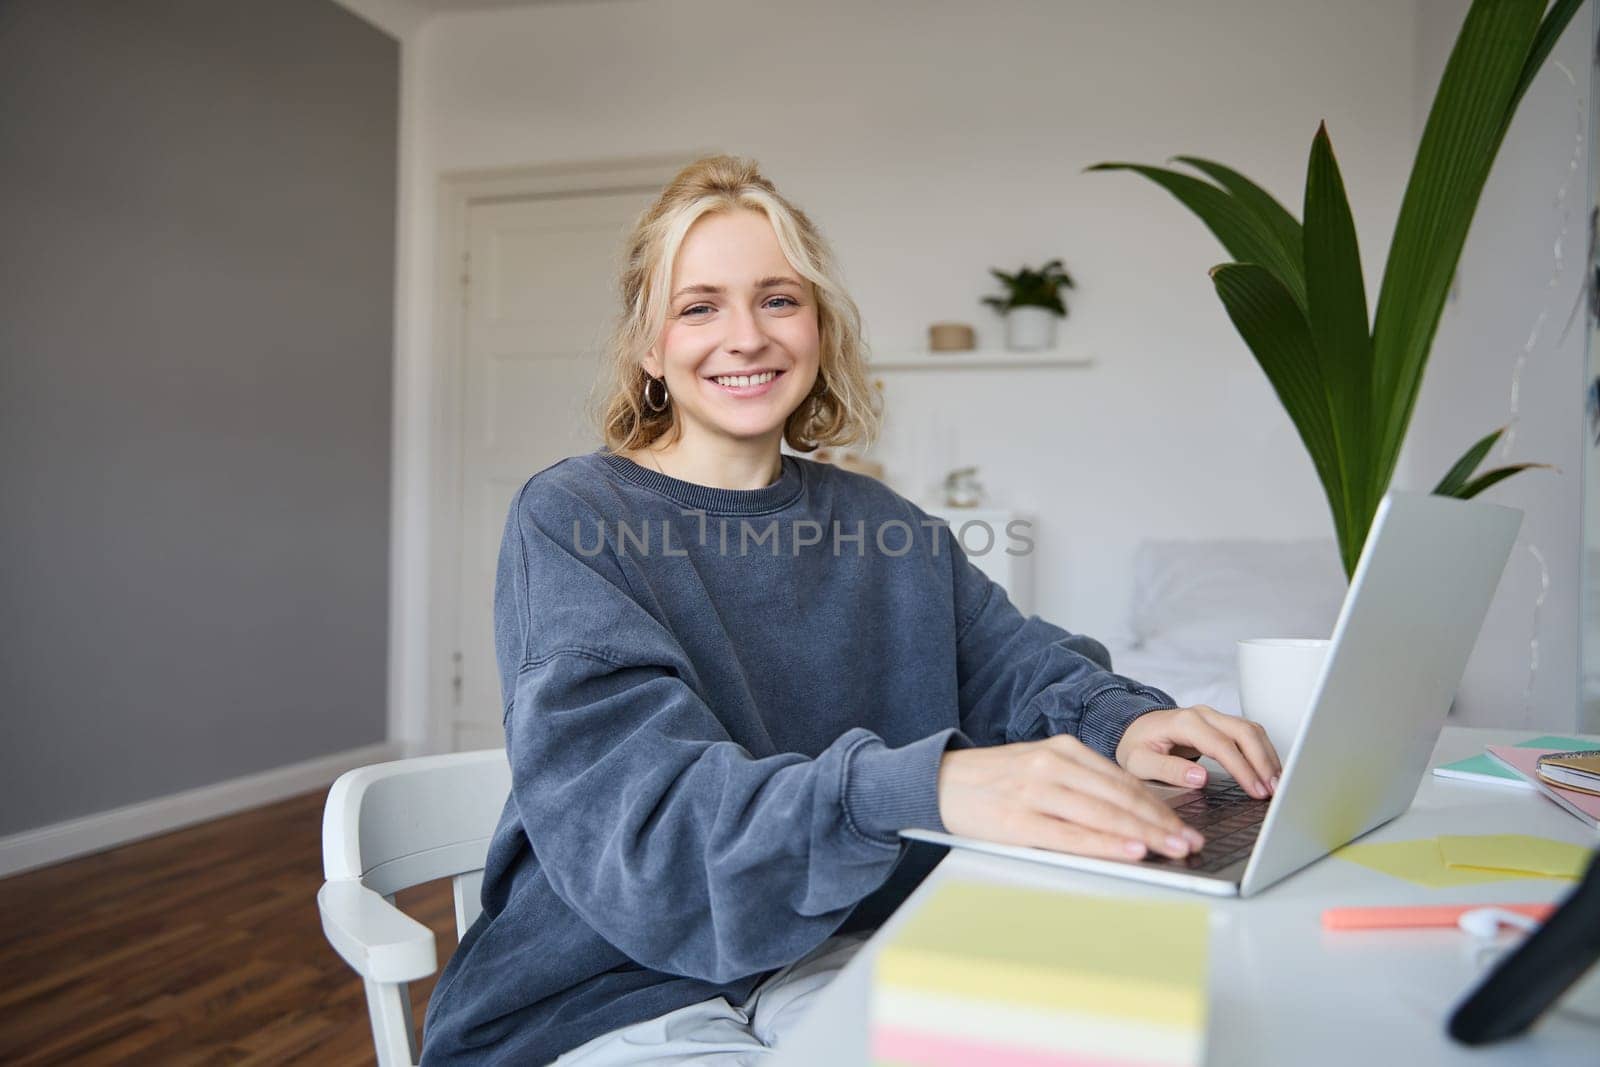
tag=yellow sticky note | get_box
[874,879,1209,1029]
[1437,834,1587,880]
[1333,838,1544,888]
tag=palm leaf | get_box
[1431,426,1505,495]
[1087,162,1308,311]
[1210,263,1353,569]
[1302,122,1375,540]
[1456,463,1551,499]
[1171,155,1305,279]
[1508,0,1585,118]
[1369,0,1547,490]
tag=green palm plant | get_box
[1089,0,1575,578]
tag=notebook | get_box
[1432,735,1598,790]
[1485,746,1600,829]
[1536,751,1600,796]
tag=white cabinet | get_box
[921,506,1037,616]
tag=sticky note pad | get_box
[870,879,1209,1066]
[1333,838,1518,887]
[1437,834,1588,880]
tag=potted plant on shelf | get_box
[1089,0,1571,581]
[981,259,1075,351]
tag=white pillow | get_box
[1128,538,1346,666]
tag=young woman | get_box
[419,156,1282,1066]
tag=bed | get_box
[1099,537,1347,718]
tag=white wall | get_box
[399,0,1421,715]
[1405,0,1591,731]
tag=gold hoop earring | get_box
[642,375,670,413]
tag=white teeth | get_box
[713,371,776,388]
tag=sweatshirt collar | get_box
[595,448,805,515]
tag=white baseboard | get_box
[0,740,410,880]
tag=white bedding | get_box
[1094,535,1346,720]
[1101,644,1241,718]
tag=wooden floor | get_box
[0,790,458,1065]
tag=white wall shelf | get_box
[867,346,1094,371]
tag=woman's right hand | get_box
[937,735,1207,861]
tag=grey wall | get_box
[0,0,397,836]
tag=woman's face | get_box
[645,209,821,450]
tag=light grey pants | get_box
[549,931,871,1066]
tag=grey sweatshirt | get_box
[418,448,1178,1064]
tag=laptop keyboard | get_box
[1143,780,1269,874]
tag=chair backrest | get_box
[322,748,511,936]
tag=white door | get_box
[449,189,659,751]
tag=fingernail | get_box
[1252,781,1268,798]
[1269,775,1280,794]
[1184,767,1206,786]
[1124,840,1148,858]
[1183,828,1206,849]
[1166,835,1189,856]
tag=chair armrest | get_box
[317,879,437,983]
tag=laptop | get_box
[901,491,1523,897]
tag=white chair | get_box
[318,749,512,1067]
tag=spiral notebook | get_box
[1536,751,1600,795]
[1485,746,1600,830]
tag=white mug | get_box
[1236,638,1331,761]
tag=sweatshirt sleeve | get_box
[944,524,1178,758]
[494,478,972,985]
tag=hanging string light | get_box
[1501,59,1584,459]
[1483,56,1586,721]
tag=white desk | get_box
[772,727,1600,1066]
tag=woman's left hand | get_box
[1114,705,1282,799]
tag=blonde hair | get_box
[593,154,882,454]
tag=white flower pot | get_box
[1004,306,1058,351]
